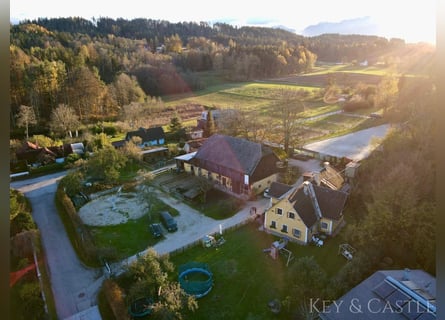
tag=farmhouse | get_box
[264,180,348,245]
[178,134,282,199]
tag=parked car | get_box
[149,223,163,238]
[160,211,178,232]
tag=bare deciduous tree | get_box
[50,104,80,138]
[16,105,37,139]
[272,89,306,155]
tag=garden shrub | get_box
[102,279,131,320]
[342,100,372,112]
[66,153,81,164]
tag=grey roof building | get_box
[319,269,436,320]
[189,134,282,197]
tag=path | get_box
[11,172,104,320]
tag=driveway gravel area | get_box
[302,124,391,161]
[110,190,270,274]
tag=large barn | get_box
[178,134,282,199]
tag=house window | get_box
[281,224,288,233]
[270,221,276,229]
[321,222,328,230]
[293,229,301,238]
[288,212,295,219]
[277,208,283,215]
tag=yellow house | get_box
[264,181,348,245]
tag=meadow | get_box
[168,223,348,320]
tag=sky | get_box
[10,0,437,44]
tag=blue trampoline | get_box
[178,262,213,298]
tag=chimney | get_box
[313,172,321,186]
[403,268,411,281]
[303,180,310,195]
[303,181,323,219]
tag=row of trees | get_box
[28,17,410,62]
[10,21,317,134]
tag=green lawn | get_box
[169,223,347,320]
[88,197,179,261]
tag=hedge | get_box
[102,279,130,320]
[55,186,99,266]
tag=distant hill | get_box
[303,16,379,37]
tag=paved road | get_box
[11,172,104,320]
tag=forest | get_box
[9,16,430,138]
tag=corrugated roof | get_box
[319,166,345,190]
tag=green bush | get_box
[29,162,65,175]
[10,212,36,236]
[18,282,45,319]
[66,153,81,164]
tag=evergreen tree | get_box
[204,110,216,137]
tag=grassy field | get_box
[160,66,389,147]
[166,82,324,111]
[168,223,347,320]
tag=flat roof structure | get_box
[175,151,197,161]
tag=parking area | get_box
[302,124,391,161]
